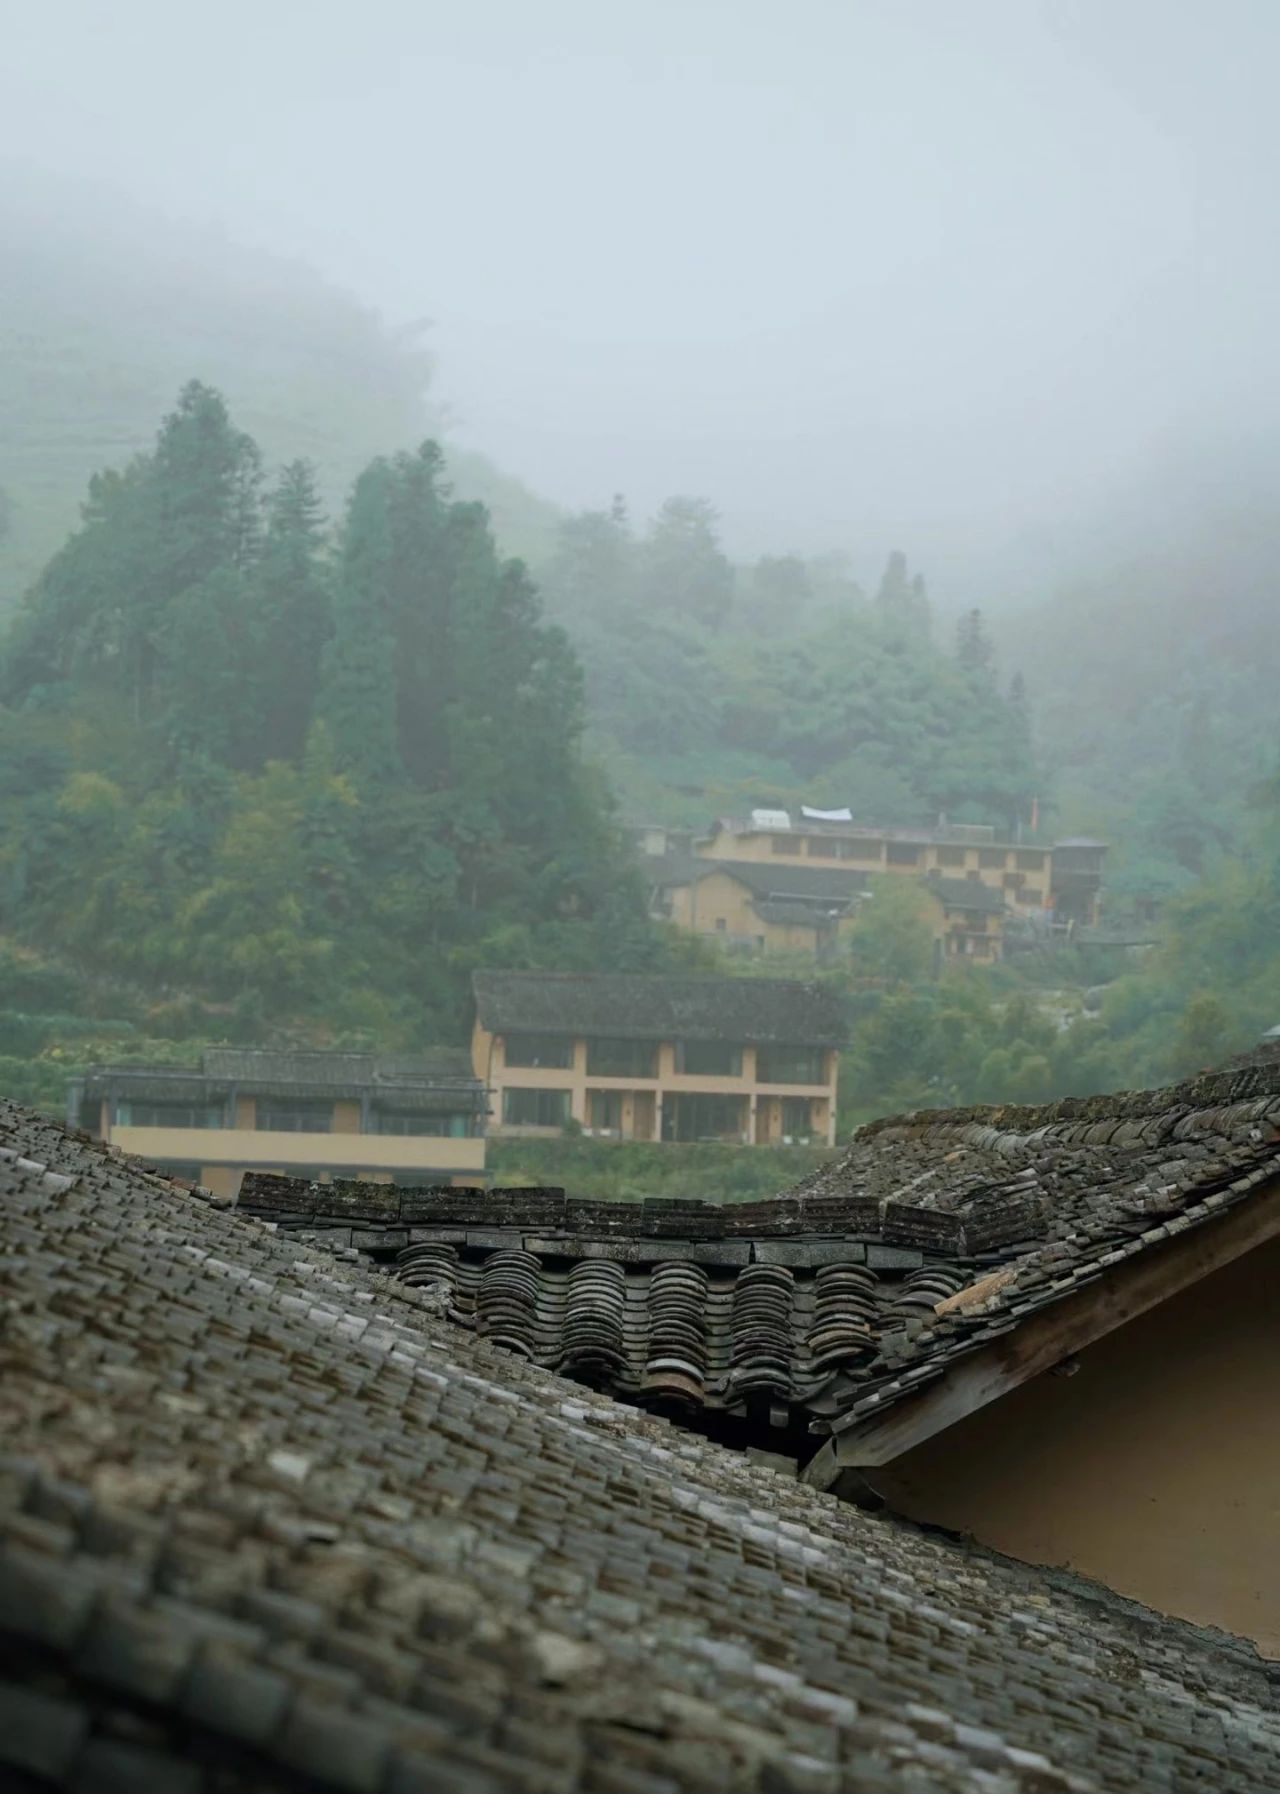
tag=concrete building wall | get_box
[693,826,1077,923]
[474,1020,837,1145]
[870,1235,1280,1654]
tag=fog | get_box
[6,0,1280,586]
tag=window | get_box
[676,1040,743,1077]
[589,1090,624,1132]
[936,846,966,867]
[979,849,1009,870]
[113,1100,223,1129]
[807,838,839,858]
[1002,872,1025,889]
[781,1097,813,1139]
[756,1046,826,1085]
[374,1112,474,1137]
[771,835,803,854]
[886,844,920,867]
[257,1102,332,1133]
[502,1088,571,1128]
[503,1033,575,1069]
[662,1093,748,1143]
[839,842,882,862]
[586,1037,657,1077]
[714,916,727,932]
[1016,850,1046,872]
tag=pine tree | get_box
[253,461,332,766]
[955,607,996,683]
[638,497,734,629]
[875,551,931,640]
[317,458,403,788]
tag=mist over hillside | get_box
[0,173,559,604]
[5,175,1280,876]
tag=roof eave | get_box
[804,1167,1280,1489]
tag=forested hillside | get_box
[0,383,687,1065]
[0,177,560,604]
[994,444,1280,904]
[540,504,1038,831]
[2,380,1279,1146]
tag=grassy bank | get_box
[486,1135,833,1203]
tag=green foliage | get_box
[0,387,681,1049]
[0,188,561,604]
[540,512,1040,832]
[488,1136,831,1203]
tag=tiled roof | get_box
[83,1048,482,1107]
[472,970,847,1046]
[201,1047,477,1085]
[925,877,1008,917]
[3,1102,1278,1792]
[244,1064,1280,1442]
[648,855,863,907]
[646,855,1009,919]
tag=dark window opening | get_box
[676,1041,744,1077]
[502,1088,571,1127]
[504,1033,575,1069]
[586,1037,657,1078]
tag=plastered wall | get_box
[871,1234,1280,1654]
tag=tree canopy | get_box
[0,384,686,1044]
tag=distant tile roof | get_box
[648,854,863,906]
[3,1102,1278,1791]
[472,970,847,1046]
[925,876,1009,917]
[245,1064,1280,1444]
[83,1047,481,1107]
[647,855,1009,919]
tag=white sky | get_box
[6,0,1279,582]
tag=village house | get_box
[635,811,1107,963]
[71,1046,488,1200]
[5,1098,1278,1790]
[248,1057,1280,1654]
[645,851,1009,962]
[471,969,845,1145]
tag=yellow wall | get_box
[870,1233,1280,1654]
[664,863,988,962]
[475,1018,837,1145]
[109,1125,485,1174]
[698,827,1030,898]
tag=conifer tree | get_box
[875,551,931,639]
[317,458,403,788]
[638,497,734,629]
[253,461,331,766]
[955,607,997,683]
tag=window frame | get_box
[502,1033,576,1070]
[502,1087,572,1128]
[675,1040,744,1078]
[585,1037,658,1078]
[756,1045,827,1086]
[112,1099,225,1130]
[255,1101,334,1134]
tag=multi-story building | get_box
[635,811,1106,962]
[472,970,845,1146]
[72,1048,488,1201]
[645,853,1009,962]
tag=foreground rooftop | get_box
[241,1062,1280,1459]
[2,1099,1278,1791]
